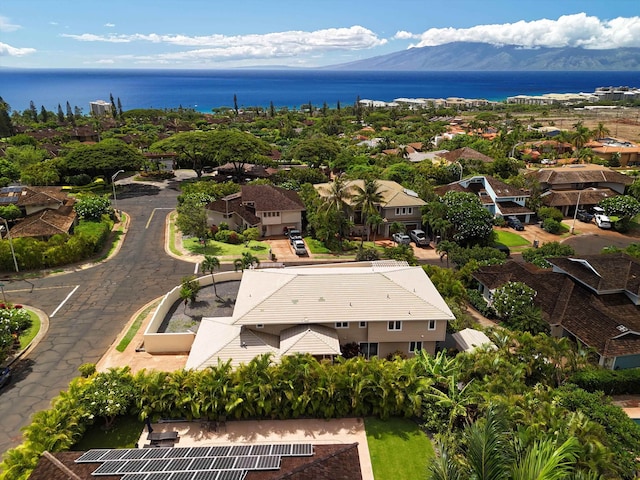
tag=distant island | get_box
[327,42,640,71]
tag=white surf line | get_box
[146,208,174,229]
[50,285,80,318]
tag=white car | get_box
[593,207,612,229]
[392,233,411,245]
[594,214,611,229]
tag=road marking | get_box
[146,208,173,229]
[51,285,79,317]
[194,263,199,275]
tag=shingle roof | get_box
[315,180,426,208]
[539,188,618,207]
[206,196,261,225]
[548,254,640,297]
[10,207,76,238]
[473,259,640,358]
[529,164,634,186]
[440,147,494,163]
[241,185,305,212]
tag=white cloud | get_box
[411,13,640,49]
[393,30,417,40]
[94,58,115,64]
[0,42,36,56]
[0,16,21,32]
[104,23,116,28]
[61,25,387,57]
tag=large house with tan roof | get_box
[186,261,455,369]
[473,254,640,369]
[206,184,305,237]
[528,164,633,216]
[435,175,534,223]
[314,180,427,237]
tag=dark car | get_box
[409,229,429,247]
[0,367,11,389]
[287,229,302,244]
[492,244,511,257]
[576,209,594,222]
[506,216,524,231]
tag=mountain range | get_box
[327,42,640,71]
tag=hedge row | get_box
[570,367,640,395]
[0,217,113,271]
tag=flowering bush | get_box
[0,303,32,362]
[492,281,536,319]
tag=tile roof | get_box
[279,325,341,356]
[0,186,71,208]
[233,265,454,326]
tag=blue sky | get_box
[2,0,640,69]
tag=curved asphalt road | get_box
[0,180,194,455]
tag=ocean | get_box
[1,69,639,113]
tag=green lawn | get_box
[73,415,144,450]
[365,417,434,480]
[494,230,530,247]
[305,238,332,254]
[19,310,41,349]
[183,237,270,258]
[116,300,159,352]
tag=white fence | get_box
[143,271,243,354]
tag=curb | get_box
[5,305,50,367]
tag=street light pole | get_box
[570,190,582,235]
[111,170,125,215]
[0,217,19,273]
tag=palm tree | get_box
[570,121,591,151]
[321,176,352,214]
[353,179,383,242]
[591,122,610,140]
[234,251,260,271]
[201,255,221,298]
[367,213,383,243]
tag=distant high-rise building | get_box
[89,100,112,116]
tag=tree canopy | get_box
[64,139,144,180]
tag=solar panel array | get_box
[76,444,314,479]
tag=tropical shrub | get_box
[522,241,575,268]
[74,194,112,221]
[570,368,640,395]
[466,288,494,318]
[355,246,380,261]
[214,230,242,244]
[537,206,564,222]
[542,217,561,234]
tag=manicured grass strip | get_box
[365,417,434,480]
[116,300,159,352]
[183,237,270,257]
[168,213,182,256]
[305,238,332,254]
[19,310,41,350]
[73,415,144,450]
[494,230,530,247]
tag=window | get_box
[256,324,264,329]
[409,341,423,353]
[388,321,402,331]
[335,322,349,329]
[395,207,413,216]
[428,320,436,331]
[359,342,379,359]
[359,321,367,328]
